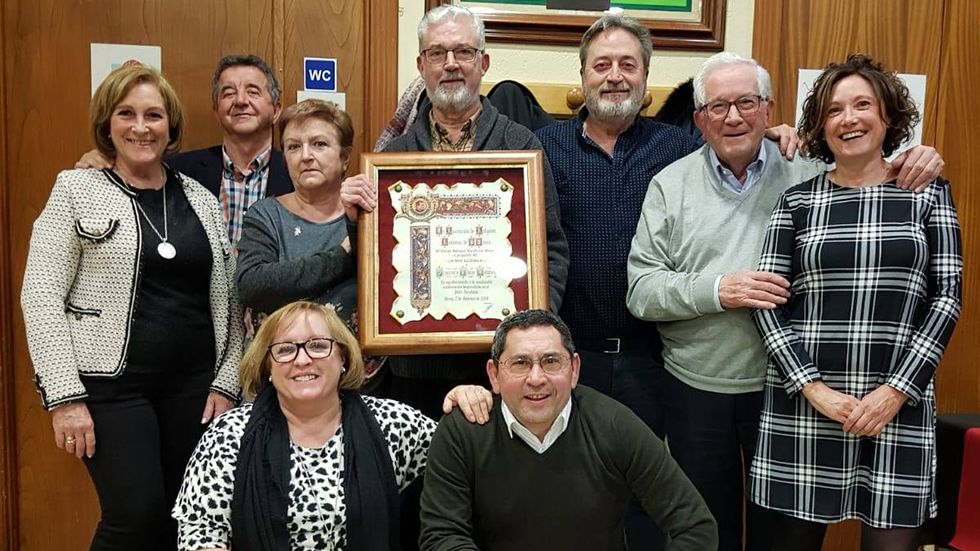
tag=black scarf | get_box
[231,385,401,551]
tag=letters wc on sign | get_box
[304,57,337,92]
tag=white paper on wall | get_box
[91,43,162,96]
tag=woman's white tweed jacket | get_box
[21,167,245,410]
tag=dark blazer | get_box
[166,145,293,198]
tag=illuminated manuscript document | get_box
[388,179,526,324]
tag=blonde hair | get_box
[239,301,365,401]
[90,64,184,158]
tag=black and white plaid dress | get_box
[748,174,962,528]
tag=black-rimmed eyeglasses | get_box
[420,47,482,65]
[268,338,336,363]
[700,95,766,121]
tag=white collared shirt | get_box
[500,398,573,454]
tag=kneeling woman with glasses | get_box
[173,301,491,551]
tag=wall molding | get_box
[364,0,399,150]
[0,0,20,546]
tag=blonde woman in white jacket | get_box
[21,64,244,551]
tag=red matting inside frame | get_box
[376,167,530,334]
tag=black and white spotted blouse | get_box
[173,395,437,550]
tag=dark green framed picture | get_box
[425,0,725,50]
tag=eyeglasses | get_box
[420,47,482,65]
[701,95,766,121]
[268,338,336,363]
[498,354,570,376]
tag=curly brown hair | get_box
[799,54,919,164]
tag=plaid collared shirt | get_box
[428,106,480,152]
[220,146,272,247]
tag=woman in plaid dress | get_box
[749,54,962,551]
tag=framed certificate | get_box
[358,150,549,355]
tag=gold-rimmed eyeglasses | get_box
[701,95,766,121]
[420,46,481,65]
[268,338,336,363]
[498,354,570,376]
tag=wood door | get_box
[276,0,397,169]
[0,0,397,549]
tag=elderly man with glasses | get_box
[341,4,569,418]
[625,52,945,551]
[419,309,717,551]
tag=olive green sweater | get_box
[419,385,717,551]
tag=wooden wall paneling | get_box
[273,0,285,150]
[934,0,980,414]
[4,0,274,548]
[0,0,18,548]
[161,0,277,151]
[753,0,943,138]
[282,0,367,170]
[364,0,399,152]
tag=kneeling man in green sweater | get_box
[419,310,717,551]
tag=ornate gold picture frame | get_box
[358,150,550,355]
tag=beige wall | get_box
[397,0,756,96]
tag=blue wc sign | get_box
[304,57,337,92]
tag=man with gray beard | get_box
[533,15,698,551]
[341,4,569,417]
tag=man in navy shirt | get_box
[535,15,697,550]
[534,14,805,550]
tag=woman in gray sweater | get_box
[236,99,357,333]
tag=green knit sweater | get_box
[627,141,824,393]
[419,385,717,551]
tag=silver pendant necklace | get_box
[134,181,176,259]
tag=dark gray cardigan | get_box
[384,98,570,379]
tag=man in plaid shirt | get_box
[75,54,293,248]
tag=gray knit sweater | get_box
[235,197,355,320]
[627,141,824,393]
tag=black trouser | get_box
[663,371,771,551]
[577,337,667,551]
[771,511,921,551]
[81,368,211,551]
[388,368,491,551]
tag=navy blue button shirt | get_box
[536,109,699,338]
